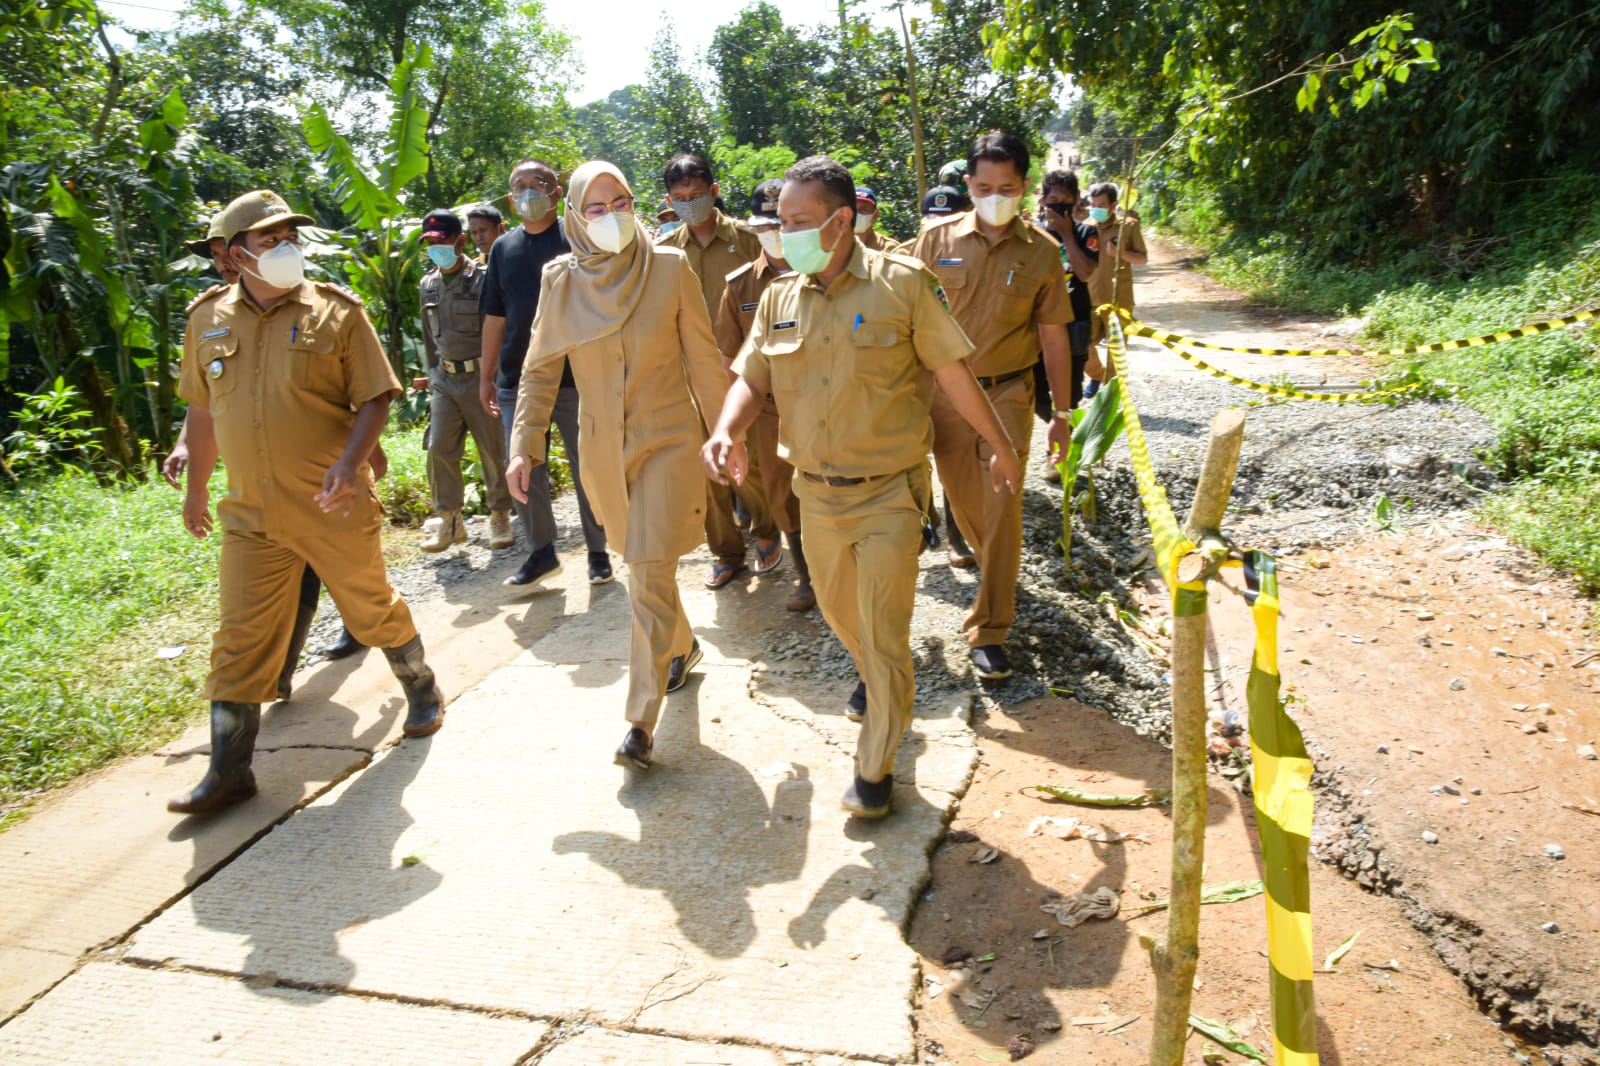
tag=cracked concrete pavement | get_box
[0,529,980,1063]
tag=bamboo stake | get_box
[1146,408,1245,1066]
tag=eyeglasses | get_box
[513,180,557,195]
[581,196,635,221]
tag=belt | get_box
[440,357,480,375]
[801,470,892,487]
[974,366,1033,390]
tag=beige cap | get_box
[184,213,227,258]
[215,189,314,245]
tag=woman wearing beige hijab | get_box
[508,161,744,770]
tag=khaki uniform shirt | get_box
[858,227,889,252]
[716,254,791,413]
[732,241,974,480]
[511,247,729,563]
[1087,214,1145,311]
[419,258,486,369]
[907,211,1072,378]
[179,281,400,537]
[656,209,762,321]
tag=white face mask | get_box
[853,211,875,234]
[240,241,305,288]
[586,211,635,255]
[755,228,784,260]
[973,193,1021,227]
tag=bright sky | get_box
[100,0,935,106]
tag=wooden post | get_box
[1146,409,1245,1066]
[896,3,927,206]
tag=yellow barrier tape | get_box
[1104,315,1320,1061]
[1102,305,1595,357]
[1104,315,1198,600]
[1242,552,1319,1065]
[1146,338,1422,404]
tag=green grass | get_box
[1175,177,1600,596]
[0,467,222,823]
[0,419,468,826]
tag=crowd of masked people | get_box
[164,130,1143,823]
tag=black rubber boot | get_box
[276,594,317,701]
[323,626,365,660]
[168,701,261,815]
[384,634,445,737]
[786,530,815,612]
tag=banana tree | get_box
[302,44,433,382]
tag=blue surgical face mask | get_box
[426,244,459,270]
[660,220,682,235]
[1089,206,1111,224]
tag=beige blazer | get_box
[511,246,729,563]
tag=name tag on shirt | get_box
[773,320,798,331]
[740,301,759,312]
[201,326,230,339]
[936,258,963,266]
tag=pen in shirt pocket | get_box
[291,326,298,343]
[853,313,863,332]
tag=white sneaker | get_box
[420,511,467,553]
[488,509,515,549]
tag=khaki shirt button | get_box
[822,336,830,343]
[820,376,829,385]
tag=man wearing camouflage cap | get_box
[173,189,446,816]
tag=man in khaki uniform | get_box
[853,187,890,251]
[910,130,1075,682]
[715,178,813,612]
[1085,180,1147,394]
[415,208,513,552]
[173,190,445,816]
[704,156,1022,820]
[658,151,783,588]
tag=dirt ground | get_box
[904,237,1596,1064]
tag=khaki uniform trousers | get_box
[930,372,1035,648]
[798,465,929,783]
[428,368,511,514]
[748,409,800,534]
[624,559,695,726]
[208,528,417,702]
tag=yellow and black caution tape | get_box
[1104,305,1595,358]
[1105,314,1320,1063]
[1240,551,1318,1065]
[1148,341,1422,404]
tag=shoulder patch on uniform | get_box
[185,283,227,313]
[932,285,951,312]
[314,281,365,306]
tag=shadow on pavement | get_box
[552,680,813,959]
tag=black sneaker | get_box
[846,681,867,722]
[841,775,893,819]
[971,644,1013,680]
[588,550,614,585]
[504,544,562,591]
[666,639,702,693]
[614,727,652,769]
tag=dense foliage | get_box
[988,1,1600,263]
[3,0,1056,480]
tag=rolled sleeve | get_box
[342,309,402,407]
[177,317,209,407]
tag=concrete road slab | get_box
[0,747,361,1018]
[539,1028,874,1065]
[0,945,75,1019]
[0,962,547,1065]
[127,661,971,1061]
